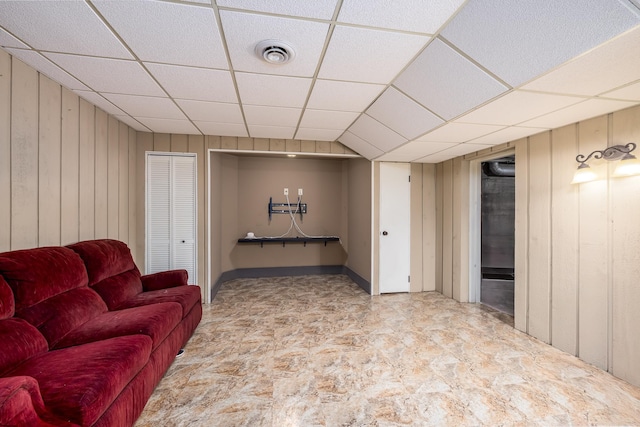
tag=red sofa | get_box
[0,239,202,426]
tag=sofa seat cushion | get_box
[54,302,182,351]
[116,285,201,318]
[9,335,152,427]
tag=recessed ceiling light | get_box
[287,154,296,158]
[255,40,296,65]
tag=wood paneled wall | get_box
[0,53,137,253]
[435,104,640,388]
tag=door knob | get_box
[181,240,185,243]
[382,231,388,236]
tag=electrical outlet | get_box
[283,188,289,196]
[298,188,303,196]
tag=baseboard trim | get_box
[210,265,371,300]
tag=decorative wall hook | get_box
[572,142,640,184]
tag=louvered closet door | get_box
[146,153,197,285]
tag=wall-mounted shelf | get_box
[237,237,339,248]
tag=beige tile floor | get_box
[135,275,640,426]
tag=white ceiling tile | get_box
[44,53,164,97]
[295,128,345,141]
[195,121,248,137]
[521,99,637,129]
[73,90,125,116]
[394,38,508,120]
[366,87,444,139]
[93,1,227,69]
[176,100,244,123]
[306,80,385,112]
[456,91,584,126]
[521,27,640,96]
[604,81,640,101]
[376,140,457,162]
[216,0,338,19]
[247,125,295,139]
[416,143,493,163]
[338,0,465,34]
[441,0,640,87]
[319,25,430,84]
[0,1,131,59]
[348,115,407,152]
[0,28,29,49]
[416,123,505,143]
[136,118,201,135]
[466,126,546,146]
[243,105,301,127]
[5,48,89,91]
[219,11,329,77]
[145,63,237,103]
[235,73,312,107]
[338,131,384,159]
[102,94,186,120]
[114,115,150,132]
[299,110,359,129]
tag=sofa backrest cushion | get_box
[0,318,48,377]
[0,246,89,310]
[0,246,108,347]
[67,239,143,310]
[67,239,138,286]
[0,276,14,319]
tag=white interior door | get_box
[379,162,411,293]
[146,153,197,284]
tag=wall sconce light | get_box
[571,142,640,184]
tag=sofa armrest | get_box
[141,270,188,291]
[0,376,69,427]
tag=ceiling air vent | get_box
[255,40,296,64]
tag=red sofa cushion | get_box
[54,302,182,351]
[0,276,14,319]
[10,335,152,427]
[91,269,143,311]
[0,247,108,348]
[0,247,89,311]
[67,239,137,286]
[0,318,48,377]
[117,285,201,317]
[0,376,66,427]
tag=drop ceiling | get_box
[1,0,640,163]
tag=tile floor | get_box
[135,275,640,426]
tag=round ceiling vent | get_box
[255,40,296,64]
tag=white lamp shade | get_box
[613,156,640,177]
[571,165,598,184]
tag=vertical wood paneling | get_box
[153,133,170,152]
[527,132,552,343]
[107,116,119,239]
[61,89,80,245]
[577,115,609,369]
[610,106,640,384]
[550,124,579,355]
[410,163,423,293]
[422,164,436,292]
[452,157,469,302]
[442,160,453,298]
[435,163,444,293]
[128,128,137,264]
[78,99,95,240]
[136,132,153,272]
[514,138,529,332]
[118,122,129,241]
[10,59,39,250]
[188,135,205,291]
[171,134,188,152]
[38,75,61,246]
[0,51,11,252]
[94,109,108,238]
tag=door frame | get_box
[468,149,515,303]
